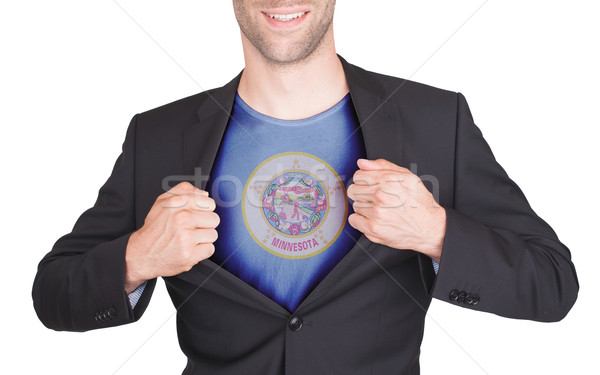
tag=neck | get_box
[237,30,349,120]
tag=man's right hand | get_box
[124,182,220,293]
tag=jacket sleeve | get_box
[429,93,579,322]
[32,114,156,332]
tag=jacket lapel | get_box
[180,56,416,315]
[183,71,242,190]
[339,55,406,166]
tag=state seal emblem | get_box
[242,152,348,259]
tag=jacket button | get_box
[107,307,117,319]
[288,316,303,332]
[449,289,459,301]
[465,294,475,305]
[471,294,480,305]
[457,291,467,303]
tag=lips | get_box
[261,8,310,29]
[265,11,307,21]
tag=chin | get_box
[261,40,318,65]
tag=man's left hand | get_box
[347,159,446,262]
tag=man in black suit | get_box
[32,1,579,374]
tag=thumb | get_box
[357,158,406,172]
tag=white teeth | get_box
[267,12,306,21]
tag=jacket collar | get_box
[184,54,403,185]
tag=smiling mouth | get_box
[264,11,307,21]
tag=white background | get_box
[1,1,598,374]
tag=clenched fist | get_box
[347,159,446,262]
[124,181,220,293]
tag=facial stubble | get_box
[233,0,336,67]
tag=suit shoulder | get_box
[134,89,215,129]
[348,63,461,135]
[355,64,458,106]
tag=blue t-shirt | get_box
[207,92,366,312]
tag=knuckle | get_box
[168,182,199,200]
[412,175,424,187]
[165,182,192,197]
[404,175,417,186]
[176,181,195,191]
[198,211,218,229]
[165,194,186,208]
[373,188,387,203]
[383,172,402,185]
[348,213,357,226]
[353,200,369,211]
[210,229,219,242]
[188,247,201,263]
[211,212,221,227]
[207,197,217,210]
[197,229,210,243]
[401,172,416,183]
[366,221,379,236]
[353,171,365,184]
[200,243,215,258]
[394,164,410,174]
[173,210,191,226]
[347,184,354,197]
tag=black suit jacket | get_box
[32,55,578,374]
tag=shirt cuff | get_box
[432,259,439,275]
[128,281,147,309]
